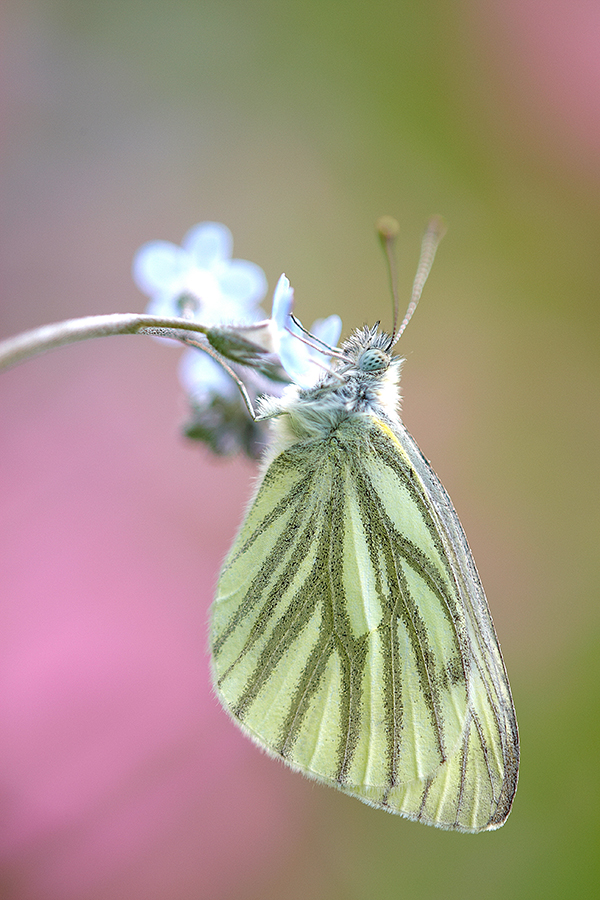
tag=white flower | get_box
[131,224,343,455]
[132,221,267,326]
[133,220,269,402]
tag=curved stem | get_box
[0,313,211,371]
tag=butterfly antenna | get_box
[392,215,446,347]
[376,216,402,349]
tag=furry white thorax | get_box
[259,325,404,458]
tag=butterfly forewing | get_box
[210,413,518,832]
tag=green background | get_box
[2,1,599,898]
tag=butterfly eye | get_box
[358,348,389,373]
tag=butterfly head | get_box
[357,346,390,374]
[319,324,402,424]
[337,325,398,379]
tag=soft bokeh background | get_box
[1,1,599,898]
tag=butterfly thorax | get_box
[261,326,404,457]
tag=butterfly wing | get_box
[363,419,519,829]
[210,416,518,832]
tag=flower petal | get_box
[132,241,189,295]
[216,259,268,306]
[310,314,342,350]
[278,332,314,387]
[271,275,294,332]
[183,222,233,268]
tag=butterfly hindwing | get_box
[210,415,518,832]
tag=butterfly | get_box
[208,219,519,832]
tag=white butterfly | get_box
[209,220,519,832]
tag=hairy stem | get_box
[0,313,211,371]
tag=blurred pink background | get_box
[0,346,311,899]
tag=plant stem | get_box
[0,313,211,371]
